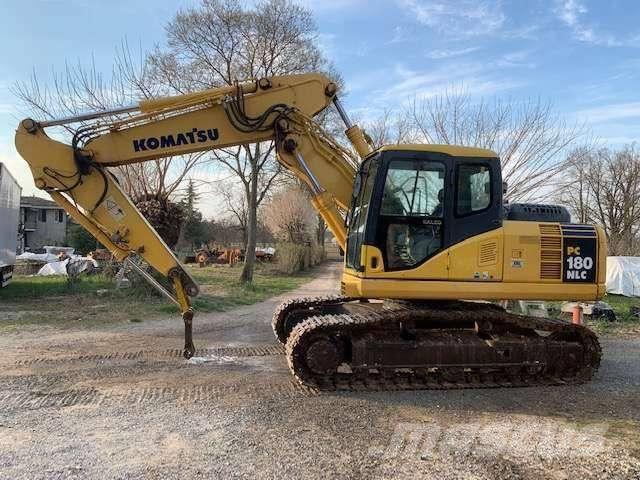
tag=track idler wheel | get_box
[304,335,342,375]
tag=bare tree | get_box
[559,145,640,255]
[404,88,586,202]
[11,45,204,203]
[264,187,317,243]
[204,218,244,246]
[273,171,330,251]
[146,0,331,283]
[216,179,249,245]
[557,146,593,223]
[364,108,417,149]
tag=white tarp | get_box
[606,256,640,297]
[37,259,70,276]
[36,256,98,276]
[17,252,59,263]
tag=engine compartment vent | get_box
[506,204,571,223]
[539,224,561,236]
[539,224,562,280]
[540,262,562,279]
[479,242,498,266]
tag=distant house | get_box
[19,196,67,253]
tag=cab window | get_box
[456,164,491,216]
[345,159,377,270]
[380,160,444,270]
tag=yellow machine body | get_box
[340,144,606,303]
[342,220,607,301]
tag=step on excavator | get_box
[15,73,604,390]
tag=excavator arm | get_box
[15,73,370,357]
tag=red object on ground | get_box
[572,305,583,325]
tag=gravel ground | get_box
[1,261,639,479]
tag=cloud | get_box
[0,104,15,115]
[316,32,368,60]
[315,32,337,58]
[576,102,640,123]
[495,49,536,68]
[372,61,524,106]
[554,0,636,47]
[387,26,409,45]
[399,0,505,37]
[426,46,482,59]
[503,23,540,41]
[596,134,640,146]
[298,0,365,12]
[555,0,586,27]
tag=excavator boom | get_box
[15,73,366,358]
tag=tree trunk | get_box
[316,215,327,251]
[240,161,259,284]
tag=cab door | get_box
[446,158,504,281]
[447,158,502,246]
[369,152,448,276]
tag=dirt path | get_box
[1,261,639,479]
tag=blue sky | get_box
[1,0,639,208]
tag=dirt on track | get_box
[1,261,639,480]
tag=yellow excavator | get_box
[15,73,604,390]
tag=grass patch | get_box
[0,274,114,300]
[0,262,315,331]
[589,294,639,334]
[158,263,312,313]
[601,294,639,321]
[0,294,158,332]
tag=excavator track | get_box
[280,297,601,391]
[272,295,352,344]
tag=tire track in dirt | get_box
[1,363,194,391]
[0,388,104,410]
[0,379,319,411]
[8,344,284,366]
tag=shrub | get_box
[275,242,311,274]
[311,243,326,266]
[135,195,184,249]
[66,222,102,255]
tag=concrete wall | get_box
[21,207,67,251]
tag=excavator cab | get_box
[341,142,605,304]
[345,145,502,274]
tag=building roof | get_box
[20,195,62,209]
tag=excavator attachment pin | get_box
[258,78,272,90]
[324,82,337,97]
[21,118,38,134]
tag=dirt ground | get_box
[1,261,639,479]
